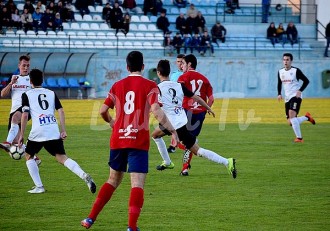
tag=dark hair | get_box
[183,54,197,69]
[126,51,143,72]
[19,54,30,62]
[29,68,43,86]
[157,60,170,77]
[177,54,185,59]
[283,53,293,61]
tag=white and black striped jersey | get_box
[158,80,194,129]
[21,88,63,141]
[8,75,32,113]
[277,66,309,102]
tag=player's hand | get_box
[109,119,114,128]
[18,135,24,148]
[171,132,179,148]
[207,109,215,117]
[11,75,19,84]
[277,95,282,102]
[296,91,302,98]
[60,131,67,140]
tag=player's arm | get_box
[206,85,214,108]
[55,94,67,140]
[0,75,16,98]
[191,95,215,117]
[296,68,309,98]
[100,104,115,128]
[277,72,283,101]
[18,93,29,146]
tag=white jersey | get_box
[277,67,309,102]
[158,81,194,129]
[9,75,32,113]
[22,88,62,141]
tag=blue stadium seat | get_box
[57,77,69,88]
[46,77,58,88]
[68,78,80,87]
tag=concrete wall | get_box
[86,53,330,99]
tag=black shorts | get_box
[7,106,31,131]
[285,97,302,118]
[25,139,66,156]
[159,124,196,149]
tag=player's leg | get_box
[0,111,21,151]
[24,140,45,193]
[152,125,174,170]
[288,98,303,142]
[81,149,126,229]
[127,150,147,231]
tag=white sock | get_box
[64,158,85,179]
[197,147,229,166]
[7,123,19,143]
[297,116,308,124]
[26,159,43,188]
[152,137,172,165]
[290,117,302,138]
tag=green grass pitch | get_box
[0,99,329,231]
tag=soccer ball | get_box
[9,144,25,160]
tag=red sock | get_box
[88,183,115,221]
[128,187,144,230]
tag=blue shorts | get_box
[185,110,206,137]
[109,148,148,173]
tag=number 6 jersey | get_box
[21,88,63,141]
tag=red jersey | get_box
[178,70,213,114]
[104,75,159,151]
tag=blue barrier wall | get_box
[86,53,330,98]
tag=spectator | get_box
[164,31,174,56]
[173,0,187,8]
[21,8,33,32]
[102,2,111,24]
[122,0,139,14]
[1,7,12,31]
[176,12,186,35]
[23,0,35,14]
[183,33,191,54]
[211,21,226,46]
[262,0,271,23]
[324,21,330,57]
[41,7,54,32]
[120,13,130,36]
[156,10,170,34]
[190,32,201,53]
[5,0,17,14]
[110,1,123,34]
[64,2,76,22]
[276,22,287,45]
[53,12,63,32]
[36,0,46,13]
[286,21,298,45]
[75,0,90,17]
[47,1,55,14]
[32,7,43,33]
[200,30,214,56]
[267,22,277,46]
[186,3,198,18]
[11,8,22,30]
[196,11,206,34]
[225,0,240,14]
[172,32,183,54]
[143,0,157,16]
[186,4,198,35]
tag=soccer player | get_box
[167,54,184,153]
[153,59,236,179]
[277,53,315,142]
[17,69,96,194]
[177,54,214,176]
[0,55,41,165]
[81,51,178,231]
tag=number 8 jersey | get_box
[21,88,63,141]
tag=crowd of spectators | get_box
[267,21,298,46]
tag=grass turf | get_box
[0,99,329,231]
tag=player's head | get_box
[18,55,30,76]
[29,68,44,86]
[282,53,293,69]
[176,54,184,70]
[157,59,170,78]
[126,51,144,73]
[182,54,197,72]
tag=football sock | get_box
[89,183,115,221]
[290,117,302,138]
[26,159,43,188]
[128,187,144,230]
[197,147,229,166]
[64,158,85,179]
[152,137,172,165]
[7,123,19,143]
[181,149,193,171]
[297,116,308,124]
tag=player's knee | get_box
[11,111,22,124]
